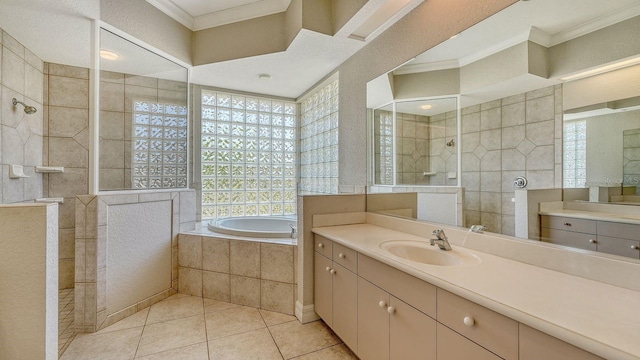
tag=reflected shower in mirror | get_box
[371,97,459,186]
[99,28,189,190]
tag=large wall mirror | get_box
[562,64,640,198]
[365,0,640,242]
[99,28,189,191]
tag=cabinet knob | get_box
[338,253,345,259]
[632,245,639,250]
[463,316,475,327]
[589,239,597,244]
[318,243,324,248]
[325,266,331,272]
[329,269,336,274]
[563,222,572,226]
[378,300,387,308]
[387,306,395,314]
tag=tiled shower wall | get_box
[43,63,90,289]
[462,85,562,235]
[0,29,44,204]
[428,110,457,186]
[396,112,430,185]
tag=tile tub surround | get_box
[60,294,356,360]
[178,232,298,315]
[74,189,196,333]
[58,288,76,357]
[312,212,640,360]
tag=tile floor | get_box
[59,289,76,356]
[60,294,358,360]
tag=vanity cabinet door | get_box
[519,324,604,360]
[358,277,390,360]
[389,296,436,360]
[332,262,358,353]
[314,252,332,326]
[595,236,640,258]
[437,323,502,360]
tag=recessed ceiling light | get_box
[100,50,120,60]
[420,104,433,110]
[258,74,272,81]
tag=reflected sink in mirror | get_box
[380,240,480,266]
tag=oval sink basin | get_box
[380,240,480,266]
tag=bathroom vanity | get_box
[539,201,640,259]
[311,213,640,360]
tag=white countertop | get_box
[539,208,640,225]
[312,223,640,360]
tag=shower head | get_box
[12,98,37,114]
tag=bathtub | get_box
[208,216,297,239]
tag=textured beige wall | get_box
[336,0,518,189]
[549,16,640,78]
[193,13,286,65]
[461,42,529,93]
[101,0,192,64]
[394,68,460,99]
[332,0,368,34]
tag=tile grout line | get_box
[132,304,151,359]
[259,310,286,360]
[202,296,212,360]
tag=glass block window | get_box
[563,119,587,188]
[132,100,188,189]
[201,91,297,219]
[374,110,394,185]
[300,79,339,193]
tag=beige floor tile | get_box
[204,298,240,313]
[135,342,209,359]
[205,305,266,339]
[59,326,143,360]
[146,295,204,324]
[136,315,207,357]
[269,320,341,359]
[289,344,358,360]
[97,308,149,334]
[260,308,297,326]
[208,328,283,360]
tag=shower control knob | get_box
[632,245,639,250]
[325,267,331,272]
[318,243,324,248]
[378,301,387,308]
[338,253,345,259]
[589,239,597,244]
[387,306,395,314]
[329,269,336,274]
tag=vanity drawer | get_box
[597,221,640,240]
[358,254,436,318]
[541,228,597,251]
[314,235,333,258]
[541,215,596,234]
[333,242,357,273]
[437,289,518,360]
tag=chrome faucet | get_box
[430,229,452,251]
[469,225,487,233]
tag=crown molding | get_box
[146,0,194,30]
[549,3,640,46]
[393,59,459,75]
[193,0,290,30]
[459,31,531,67]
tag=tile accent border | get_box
[74,189,196,332]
